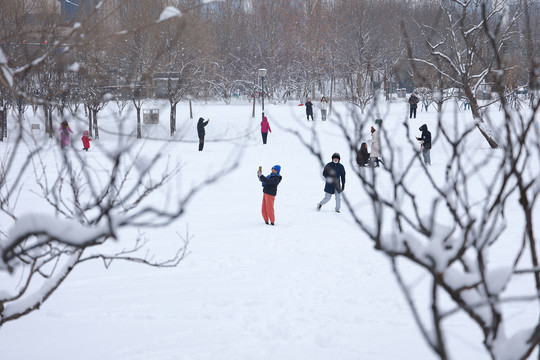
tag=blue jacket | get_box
[323,161,346,193]
[259,173,282,196]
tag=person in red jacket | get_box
[261,116,272,144]
[81,130,92,151]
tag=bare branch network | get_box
[0,1,540,359]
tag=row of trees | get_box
[1,0,539,143]
[0,0,231,329]
[1,3,540,360]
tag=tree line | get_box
[2,3,540,359]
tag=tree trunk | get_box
[47,106,53,139]
[136,106,141,139]
[252,93,256,118]
[170,101,176,137]
[357,66,363,101]
[384,70,389,101]
[0,109,4,141]
[92,108,99,140]
[189,100,193,119]
[329,75,334,116]
[465,88,499,149]
[87,104,93,136]
[43,105,50,135]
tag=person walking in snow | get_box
[58,120,73,150]
[356,142,370,167]
[416,124,432,165]
[317,153,346,213]
[81,130,92,151]
[197,117,210,151]
[369,126,383,167]
[305,98,314,121]
[257,165,282,225]
[408,93,420,119]
[261,116,272,144]
[320,96,328,121]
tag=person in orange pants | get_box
[257,165,282,225]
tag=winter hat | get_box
[83,130,89,136]
[332,153,340,161]
[371,126,376,133]
[272,165,281,174]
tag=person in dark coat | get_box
[356,142,370,167]
[257,165,283,225]
[197,117,210,151]
[317,153,346,213]
[416,124,432,165]
[408,93,419,119]
[305,99,314,121]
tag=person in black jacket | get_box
[317,153,346,213]
[197,117,210,151]
[356,142,370,167]
[305,99,314,121]
[408,93,419,119]
[257,165,282,225]
[416,124,432,165]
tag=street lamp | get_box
[258,68,267,122]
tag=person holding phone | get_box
[257,165,282,225]
[197,117,210,151]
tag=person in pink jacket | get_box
[58,120,73,149]
[261,116,272,144]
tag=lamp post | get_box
[258,68,267,122]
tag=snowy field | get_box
[0,98,538,359]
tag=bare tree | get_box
[0,0,233,326]
[403,0,528,149]
[289,2,540,359]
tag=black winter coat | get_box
[323,161,346,193]
[197,118,209,138]
[305,101,313,115]
[419,124,432,149]
[356,147,370,167]
[259,174,282,196]
[409,95,420,109]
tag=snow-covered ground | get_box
[0,98,537,359]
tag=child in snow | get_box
[58,120,73,149]
[81,130,92,151]
[257,165,282,225]
[356,142,370,167]
[261,116,272,144]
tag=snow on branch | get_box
[1,214,116,272]
[157,6,182,23]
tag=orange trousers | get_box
[261,193,276,224]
